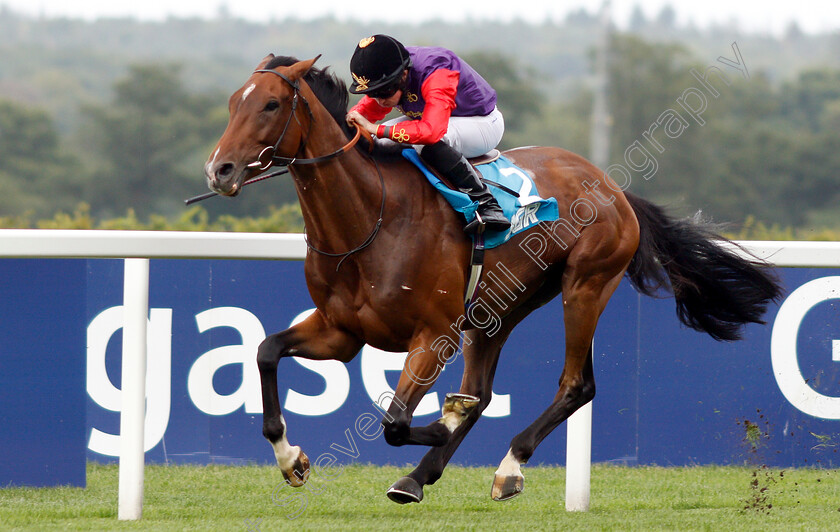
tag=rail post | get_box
[565,342,593,511]
[117,258,149,520]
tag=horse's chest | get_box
[307,272,419,345]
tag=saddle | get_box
[468,149,501,166]
[431,150,515,198]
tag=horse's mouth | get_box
[205,177,242,197]
[205,164,245,197]
[218,181,241,197]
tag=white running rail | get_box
[1,230,837,517]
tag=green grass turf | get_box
[1,463,838,531]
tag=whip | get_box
[184,168,290,205]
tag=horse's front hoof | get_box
[386,476,424,504]
[281,450,310,487]
[491,473,524,501]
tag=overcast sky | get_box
[2,0,838,35]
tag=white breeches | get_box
[383,107,505,158]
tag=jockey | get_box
[345,34,511,234]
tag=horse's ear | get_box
[255,54,276,70]
[287,55,322,80]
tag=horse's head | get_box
[204,55,319,196]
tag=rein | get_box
[249,66,385,271]
[304,157,386,272]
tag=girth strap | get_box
[463,229,486,319]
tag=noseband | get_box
[247,68,363,170]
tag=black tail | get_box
[624,192,783,341]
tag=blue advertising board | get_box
[2,257,839,489]
[83,260,840,468]
[0,260,87,487]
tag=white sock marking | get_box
[495,448,523,478]
[270,415,300,469]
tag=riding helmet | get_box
[349,34,411,95]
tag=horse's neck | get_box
[291,121,382,253]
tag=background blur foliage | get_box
[1,6,839,237]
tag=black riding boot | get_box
[420,141,511,234]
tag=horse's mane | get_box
[266,55,404,160]
[265,55,355,140]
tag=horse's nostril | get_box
[218,163,235,179]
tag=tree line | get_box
[1,25,839,232]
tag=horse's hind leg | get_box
[492,254,629,501]
[257,310,362,487]
[492,342,595,501]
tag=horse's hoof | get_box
[491,473,524,501]
[386,476,424,504]
[281,450,310,487]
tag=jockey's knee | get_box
[419,140,460,169]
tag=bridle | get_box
[246,66,385,271]
[247,68,363,170]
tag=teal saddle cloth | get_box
[402,149,559,248]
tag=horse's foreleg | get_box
[257,310,362,487]
[381,326,480,504]
[405,327,510,492]
[380,327,471,449]
[385,392,484,504]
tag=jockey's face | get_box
[374,90,402,108]
[371,70,408,108]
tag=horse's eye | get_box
[264,100,280,112]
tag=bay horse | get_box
[204,55,782,504]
